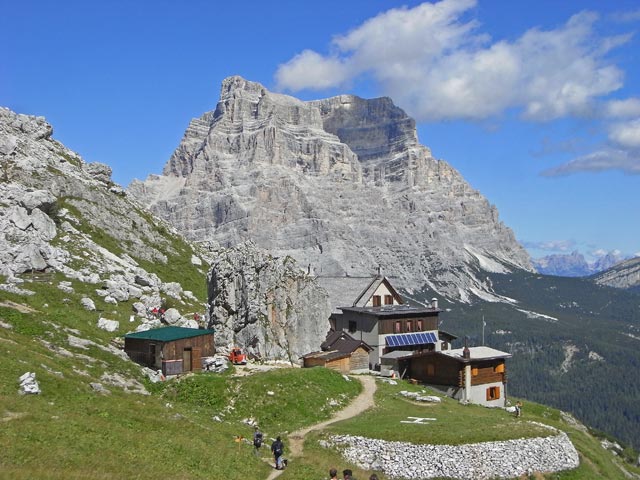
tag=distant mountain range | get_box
[532,250,629,277]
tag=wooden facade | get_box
[124,327,215,376]
[377,315,439,335]
[399,346,511,406]
[407,353,507,387]
[303,331,372,373]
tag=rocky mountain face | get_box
[533,251,627,277]
[592,256,640,290]
[532,251,592,277]
[129,76,532,301]
[0,107,207,330]
[0,106,327,359]
[207,242,330,361]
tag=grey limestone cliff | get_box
[207,241,330,362]
[129,76,533,300]
[592,256,640,290]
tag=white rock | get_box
[19,372,41,395]
[80,297,96,311]
[191,254,203,266]
[97,318,119,332]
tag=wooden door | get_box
[192,347,202,371]
[182,349,192,372]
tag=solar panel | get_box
[385,332,438,347]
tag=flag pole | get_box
[482,315,485,345]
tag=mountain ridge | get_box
[129,76,532,302]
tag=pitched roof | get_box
[124,326,215,342]
[302,350,351,362]
[440,346,512,362]
[321,331,373,354]
[315,275,403,313]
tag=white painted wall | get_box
[365,283,399,306]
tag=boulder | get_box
[97,318,119,332]
[83,162,112,183]
[161,282,183,299]
[81,297,96,311]
[18,372,41,395]
[163,308,181,325]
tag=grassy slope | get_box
[0,263,638,478]
[406,270,640,450]
[278,381,640,480]
[0,275,361,479]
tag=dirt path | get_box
[265,375,377,480]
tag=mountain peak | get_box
[129,77,532,300]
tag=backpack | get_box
[253,432,263,447]
[273,441,283,456]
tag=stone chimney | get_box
[463,345,470,359]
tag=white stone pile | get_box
[325,431,579,479]
[399,390,442,403]
[18,372,41,395]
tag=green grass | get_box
[327,381,552,445]
[2,271,639,479]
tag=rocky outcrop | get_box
[0,107,205,330]
[325,431,579,479]
[592,256,640,290]
[207,242,330,362]
[129,76,532,300]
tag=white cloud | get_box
[609,119,640,148]
[522,239,576,252]
[610,9,640,23]
[542,149,640,176]
[275,1,628,122]
[274,50,350,91]
[604,98,640,118]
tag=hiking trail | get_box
[265,375,377,479]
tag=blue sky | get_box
[2,0,639,261]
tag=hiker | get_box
[252,426,263,457]
[515,401,522,418]
[271,436,284,469]
[329,468,339,479]
[343,468,354,480]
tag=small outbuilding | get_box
[124,326,215,375]
[303,331,372,373]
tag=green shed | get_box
[124,326,215,375]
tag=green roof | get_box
[124,326,215,342]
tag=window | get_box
[441,341,448,351]
[426,363,435,376]
[471,367,479,376]
[384,295,393,305]
[406,321,412,332]
[372,295,381,307]
[348,321,357,333]
[416,320,423,331]
[486,386,501,401]
[394,321,402,333]
[493,363,505,373]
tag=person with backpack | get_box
[271,436,284,469]
[252,426,263,457]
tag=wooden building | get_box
[401,346,511,407]
[302,331,372,373]
[124,326,215,375]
